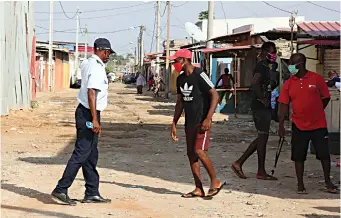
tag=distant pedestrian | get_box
[148,74,154,91]
[170,49,226,198]
[231,42,279,180]
[328,70,340,82]
[153,73,165,97]
[51,38,113,205]
[279,53,338,194]
[215,68,234,90]
[136,73,146,94]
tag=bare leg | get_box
[256,133,269,176]
[182,153,205,197]
[295,161,305,191]
[321,159,336,188]
[196,150,221,189]
[232,138,258,178]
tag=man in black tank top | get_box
[232,42,279,181]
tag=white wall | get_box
[196,16,305,39]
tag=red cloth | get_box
[221,74,232,89]
[278,71,330,131]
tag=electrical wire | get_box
[160,2,167,17]
[220,1,228,22]
[36,27,137,35]
[35,25,82,33]
[35,2,153,14]
[171,1,188,7]
[58,1,79,19]
[36,6,154,21]
[150,3,157,53]
[262,1,291,13]
[306,1,340,13]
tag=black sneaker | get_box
[51,191,77,206]
[81,195,111,203]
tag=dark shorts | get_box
[291,123,330,162]
[185,124,210,155]
[252,109,271,135]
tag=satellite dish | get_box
[185,22,206,42]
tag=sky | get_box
[34,1,341,55]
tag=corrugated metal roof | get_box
[202,45,252,53]
[297,39,340,45]
[297,22,340,37]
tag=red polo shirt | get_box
[278,71,330,131]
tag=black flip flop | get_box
[297,188,308,194]
[256,174,278,181]
[181,192,205,198]
[207,181,227,197]
[231,165,246,179]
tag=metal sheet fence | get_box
[0,1,35,115]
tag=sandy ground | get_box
[1,83,340,218]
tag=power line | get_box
[36,27,137,35]
[220,1,227,21]
[36,6,154,21]
[306,1,340,13]
[262,1,291,13]
[36,25,82,33]
[160,2,167,17]
[35,2,153,14]
[58,1,78,19]
[150,3,157,53]
[171,1,188,7]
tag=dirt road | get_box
[1,83,340,218]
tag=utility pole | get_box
[134,46,137,73]
[289,10,297,55]
[206,1,214,48]
[75,7,80,74]
[84,24,88,59]
[48,0,53,92]
[165,1,171,98]
[156,1,161,75]
[139,25,145,74]
[137,36,140,71]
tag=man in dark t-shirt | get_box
[232,42,279,181]
[170,49,226,198]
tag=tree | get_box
[198,10,215,20]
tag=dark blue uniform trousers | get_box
[54,104,100,196]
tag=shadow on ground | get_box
[18,121,340,203]
[1,205,83,218]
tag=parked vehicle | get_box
[122,74,136,84]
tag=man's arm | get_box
[215,75,223,88]
[173,94,184,125]
[277,81,290,137]
[252,73,264,99]
[206,88,219,120]
[318,75,331,109]
[279,103,288,126]
[88,89,98,120]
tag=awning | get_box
[297,39,340,45]
[201,45,261,53]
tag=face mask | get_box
[267,53,277,63]
[288,65,299,74]
[173,60,184,72]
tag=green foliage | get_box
[198,10,215,20]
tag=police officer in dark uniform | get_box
[52,38,114,205]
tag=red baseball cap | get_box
[169,49,192,60]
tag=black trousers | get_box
[54,104,100,196]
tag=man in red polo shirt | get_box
[278,53,338,194]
